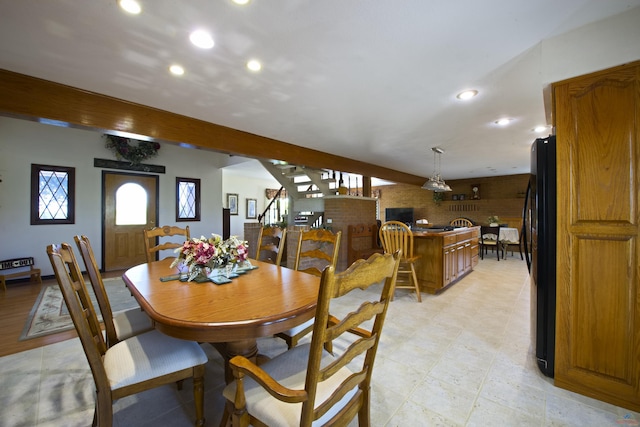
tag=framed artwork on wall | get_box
[246,198,257,219]
[227,193,238,215]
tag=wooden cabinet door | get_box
[463,242,472,272]
[554,61,640,411]
[443,246,454,286]
[456,243,465,276]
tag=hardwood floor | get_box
[0,270,125,357]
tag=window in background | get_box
[31,164,75,225]
[176,177,200,221]
[115,183,147,225]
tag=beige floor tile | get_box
[410,375,477,424]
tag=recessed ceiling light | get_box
[495,118,512,126]
[533,125,549,133]
[232,0,251,4]
[456,90,478,100]
[118,0,141,14]
[169,64,185,76]
[189,30,214,49]
[246,59,262,72]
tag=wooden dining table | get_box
[122,257,320,381]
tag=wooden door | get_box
[554,61,640,411]
[103,172,158,271]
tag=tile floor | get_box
[1,256,638,426]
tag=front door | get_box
[103,171,158,271]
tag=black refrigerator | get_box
[523,135,556,377]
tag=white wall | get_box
[541,6,640,84]
[221,167,280,238]
[0,116,230,277]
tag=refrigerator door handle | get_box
[523,180,532,272]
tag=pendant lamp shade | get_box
[422,147,452,192]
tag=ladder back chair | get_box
[143,225,190,263]
[275,228,341,349]
[74,235,153,347]
[221,252,401,427]
[480,225,502,261]
[255,225,287,266]
[378,220,422,302]
[46,243,207,427]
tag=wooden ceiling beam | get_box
[0,69,426,186]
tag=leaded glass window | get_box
[31,164,75,225]
[176,177,200,221]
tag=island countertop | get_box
[411,226,480,293]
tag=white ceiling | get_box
[1,0,639,181]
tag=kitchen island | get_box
[412,226,480,294]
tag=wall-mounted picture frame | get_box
[246,198,257,219]
[227,193,238,215]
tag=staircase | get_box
[260,161,338,227]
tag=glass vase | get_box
[188,264,209,282]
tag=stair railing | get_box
[258,186,285,225]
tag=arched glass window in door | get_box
[116,183,147,225]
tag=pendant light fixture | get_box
[421,147,452,192]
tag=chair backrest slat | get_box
[74,235,120,347]
[379,220,414,260]
[256,226,287,266]
[450,217,474,227]
[300,251,400,426]
[481,225,501,241]
[294,229,341,277]
[143,225,190,263]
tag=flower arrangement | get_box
[225,235,249,265]
[104,134,160,165]
[487,215,500,225]
[170,234,249,281]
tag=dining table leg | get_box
[213,340,267,383]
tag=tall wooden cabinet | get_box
[553,61,640,411]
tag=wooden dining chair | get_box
[255,225,287,266]
[74,235,153,347]
[378,220,422,302]
[480,225,502,261]
[274,228,341,349]
[450,217,474,227]
[143,225,190,263]
[46,243,207,427]
[221,251,401,427]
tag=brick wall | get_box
[376,174,528,226]
[281,197,377,271]
[324,196,377,271]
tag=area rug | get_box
[20,277,141,341]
